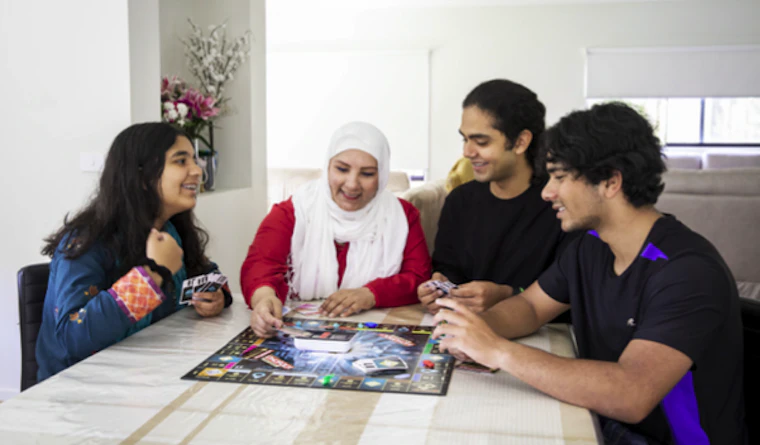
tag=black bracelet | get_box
[141,258,173,290]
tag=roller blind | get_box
[586,45,760,98]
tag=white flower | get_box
[176,103,189,117]
[167,108,179,120]
[163,102,174,110]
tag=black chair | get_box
[741,297,760,443]
[17,263,50,392]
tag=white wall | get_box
[160,0,268,295]
[129,0,161,122]
[267,50,430,172]
[267,0,760,180]
[0,0,132,400]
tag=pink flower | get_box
[179,88,220,120]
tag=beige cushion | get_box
[704,152,760,170]
[400,179,447,255]
[388,171,411,193]
[658,169,760,285]
[665,153,702,170]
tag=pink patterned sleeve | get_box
[107,266,166,322]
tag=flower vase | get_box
[201,152,217,192]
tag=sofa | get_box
[665,151,760,170]
[401,168,760,301]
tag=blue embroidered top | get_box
[36,222,231,382]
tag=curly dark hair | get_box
[539,102,667,207]
[462,79,546,169]
[42,122,211,278]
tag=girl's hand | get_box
[192,289,225,317]
[146,228,183,273]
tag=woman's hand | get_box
[192,289,225,317]
[249,287,283,338]
[320,287,376,318]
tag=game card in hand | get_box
[179,272,229,305]
[429,280,458,294]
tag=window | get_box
[586,98,760,148]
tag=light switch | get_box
[80,152,105,172]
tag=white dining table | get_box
[0,296,601,444]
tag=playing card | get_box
[179,277,196,305]
[429,280,457,294]
[193,275,208,293]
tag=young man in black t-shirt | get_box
[417,79,567,315]
[432,103,746,444]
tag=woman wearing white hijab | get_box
[241,122,432,337]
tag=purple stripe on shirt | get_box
[641,243,669,262]
[136,266,167,300]
[588,230,600,238]
[661,371,710,445]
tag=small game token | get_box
[295,321,302,327]
[398,326,409,333]
[422,360,435,369]
[333,323,340,329]
[322,374,334,386]
[364,322,378,328]
[358,322,364,329]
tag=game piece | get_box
[358,322,364,329]
[422,360,435,369]
[353,356,408,374]
[364,322,378,328]
[182,318,455,396]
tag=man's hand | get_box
[432,297,507,370]
[449,281,512,313]
[320,287,376,317]
[250,290,283,338]
[192,289,225,317]
[417,272,450,314]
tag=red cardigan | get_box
[241,197,432,308]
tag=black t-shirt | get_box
[433,180,567,290]
[538,216,745,444]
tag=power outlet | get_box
[80,152,105,172]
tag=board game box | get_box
[182,317,455,396]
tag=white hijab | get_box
[290,122,409,300]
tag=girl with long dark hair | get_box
[36,122,232,381]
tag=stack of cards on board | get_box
[353,356,408,374]
[280,326,358,353]
[179,272,228,305]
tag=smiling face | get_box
[327,149,380,211]
[459,106,522,184]
[157,136,202,221]
[541,161,604,232]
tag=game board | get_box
[182,317,455,396]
